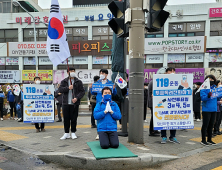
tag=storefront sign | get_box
[15,15,68,25]
[0,58,5,65]
[74,56,88,64]
[144,36,206,54]
[8,42,47,57]
[23,84,54,123]
[209,53,222,62]
[6,58,19,65]
[22,70,53,83]
[39,57,52,65]
[209,7,222,18]
[0,70,20,83]
[153,74,194,130]
[146,55,164,64]
[186,54,204,63]
[205,68,222,80]
[186,22,205,32]
[127,68,205,83]
[169,23,186,33]
[69,40,112,56]
[93,56,108,64]
[24,57,36,65]
[168,54,185,63]
[53,69,112,84]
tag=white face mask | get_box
[70,72,76,78]
[145,86,148,89]
[219,85,222,87]
[170,73,175,74]
[36,80,40,84]
[100,74,105,80]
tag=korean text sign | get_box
[23,84,54,123]
[22,70,53,81]
[144,36,206,54]
[153,74,194,130]
[209,8,222,18]
[92,84,114,93]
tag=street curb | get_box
[36,152,178,170]
[0,142,178,170]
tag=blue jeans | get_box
[17,109,22,119]
[161,130,176,138]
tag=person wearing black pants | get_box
[0,101,3,120]
[59,67,85,140]
[144,83,148,122]
[193,82,202,121]
[55,86,63,122]
[200,75,217,146]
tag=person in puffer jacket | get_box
[200,75,217,146]
[94,87,122,149]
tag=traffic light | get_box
[108,0,129,38]
[146,0,169,32]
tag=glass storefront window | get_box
[169,34,177,37]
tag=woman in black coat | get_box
[193,82,202,121]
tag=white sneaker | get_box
[95,135,99,140]
[144,120,148,123]
[14,117,18,120]
[1,118,3,121]
[60,133,71,140]
[196,119,201,122]
[17,118,21,122]
[71,133,77,139]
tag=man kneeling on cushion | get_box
[94,87,122,149]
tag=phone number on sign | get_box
[17,44,46,49]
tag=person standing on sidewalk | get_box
[200,75,217,146]
[94,87,122,149]
[7,88,15,119]
[144,83,148,123]
[59,67,85,140]
[34,77,46,133]
[0,89,5,121]
[161,67,180,144]
[55,84,63,122]
[193,82,202,121]
[88,75,100,128]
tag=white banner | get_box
[186,53,204,63]
[53,69,112,84]
[93,56,108,64]
[23,84,54,123]
[145,36,206,54]
[24,57,36,65]
[153,74,194,130]
[39,57,53,65]
[6,57,19,65]
[0,70,20,83]
[146,55,164,64]
[74,56,88,64]
[8,42,47,57]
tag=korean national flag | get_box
[115,74,127,89]
[196,78,210,94]
[46,0,71,66]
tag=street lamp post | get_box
[13,0,38,76]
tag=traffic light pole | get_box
[128,0,145,144]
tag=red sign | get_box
[209,8,222,18]
[15,15,68,25]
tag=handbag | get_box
[90,95,97,104]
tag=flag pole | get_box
[66,58,72,85]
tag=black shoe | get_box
[149,132,160,137]
[56,120,62,122]
[154,131,160,134]
[200,141,209,146]
[217,131,222,135]
[18,119,23,122]
[207,141,217,145]
[91,125,97,128]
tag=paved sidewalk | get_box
[0,114,222,169]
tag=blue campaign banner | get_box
[153,74,194,130]
[211,87,222,98]
[0,93,4,98]
[23,84,54,123]
[92,83,114,93]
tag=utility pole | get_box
[128,0,145,144]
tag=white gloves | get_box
[104,101,113,114]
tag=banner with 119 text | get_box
[23,84,54,123]
[153,74,194,130]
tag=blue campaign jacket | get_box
[200,85,217,112]
[7,90,15,102]
[94,100,122,132]
[91,79,117,103]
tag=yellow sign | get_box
[22,70,53,81]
